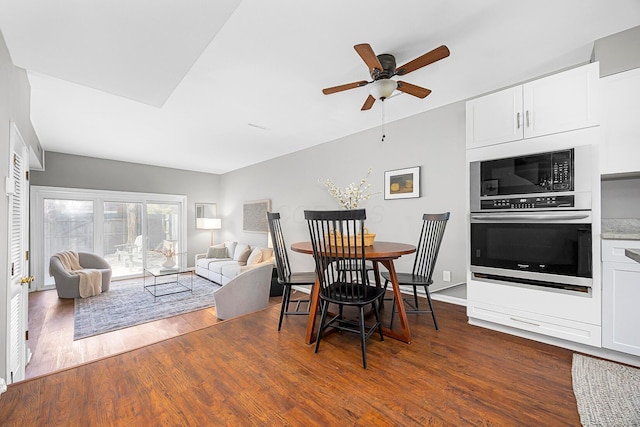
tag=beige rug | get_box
[572,353,640,426]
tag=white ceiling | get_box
[1,1,639,174]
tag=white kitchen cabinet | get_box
[466,86,523,148]
[466,62,600,149]
[466,276,602,347]
[600,67,640,175]
[602,239,640,356]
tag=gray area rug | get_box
[74,274,221,340]
[572,353,640,426]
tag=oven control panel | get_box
[480,195,575,210]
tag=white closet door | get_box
[7,123,30,384]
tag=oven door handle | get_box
[471,213,591,221]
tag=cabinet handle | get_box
[526,110,530,127]
[510,317,540,327]
[516,112,521,129]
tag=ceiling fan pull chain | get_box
[381,99,386,143]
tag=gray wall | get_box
[601,177,640,219]
[593,25,640,77]
[220,101,468,292]
[11,68,43,169]
[30,152,222,265]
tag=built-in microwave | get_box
[470,146,593,212]
[469,145,595,293]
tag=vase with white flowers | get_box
[319,168,379,210]
[319,168,379,246]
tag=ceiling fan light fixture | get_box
[370,79,397,100]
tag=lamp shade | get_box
[370,79,398,100]
[197,217,222,230]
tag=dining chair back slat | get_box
[304,209,385,369]
[268,212,292,281]
[382,212,450,330]
[267,212,315,331]
[412,212,450,280]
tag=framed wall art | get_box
[384,166,420,200]
[243,199,271,233]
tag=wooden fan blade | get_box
[354,43,383,73]
[395,45,450,76]
[361,95,376,111]
[397,81,432,99]
[322,81,369,95]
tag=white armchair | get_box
[213,264,273,321]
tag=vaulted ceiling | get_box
[1,1,639,174]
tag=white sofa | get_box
[195,241,274,285]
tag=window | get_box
[44,199,94,271]
[31,187,187,289]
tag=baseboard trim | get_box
[431,293,467,307]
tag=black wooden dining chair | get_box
[304,209,385,369]
[267,212,316,331]
[382,212,450,330]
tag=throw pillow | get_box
[225,241,238,257]
[233,244,251,264]
[207,246,228,259]
[261,248,273,260]
[246,247,263,265]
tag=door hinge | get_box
[25,250,29,261]
[25,330,29,341]
[25,170,29,181]
[11,262,14,276]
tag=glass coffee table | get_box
[143,254,193,300]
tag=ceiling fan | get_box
[322,43,450,111]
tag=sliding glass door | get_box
[32,187,187,290]
[43,199,94,286]
[104,202,181,273]
[146,203,180,269]
[103,202,143,278]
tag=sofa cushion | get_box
[207,246,228,259]
[220,263,243,278]
[196,258,212,269]
[197,257,232,269]
[233,244,251,264]
[225,241,238,257]
[246,247,263,265]
[208,260,239,274]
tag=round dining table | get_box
[290,241,416,344]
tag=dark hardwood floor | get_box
[25,281,227,379]
[3,289,581,426]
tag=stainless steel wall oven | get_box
[469,146,594,293]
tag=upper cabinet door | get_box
[466,86,523,149]
[600,67,640,175]
[523,62,600,139]
[466,62,600,150]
